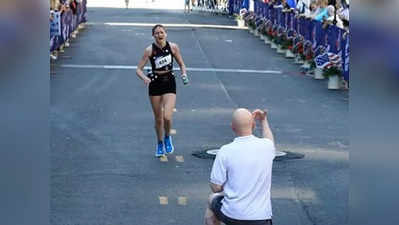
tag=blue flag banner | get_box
[304,19,309,39]
[50,11,61,37]
[297,16,301,34]
[315,53,330,68]
[230,0,244,14]
[289,12,294,31]
[263,3,267,17]
[299,18,305,38]
[311,22,317,50]
[277,8,282,27]
[242,0,249,10]
[308,20,314,43]
[342,34,350,81]
[328,26,341,54]
[314,21,324,48]
[282,11,287,29]
[315,52,342,69]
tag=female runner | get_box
[136,24,189,157]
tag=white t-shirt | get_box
[210,135,275,220]
[296,0,312,16]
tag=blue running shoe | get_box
[155,141,164,157]
[164,135,174,154]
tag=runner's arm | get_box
[170,43,187,76]
[136,47,152,85]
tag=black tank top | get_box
[149,41,174,73]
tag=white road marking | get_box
[177,196,187,205]
[175,156,184,163]
[159,196,168,205]
[59,64,282,75]
[89,22,248,30]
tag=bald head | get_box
[231,108,254,136]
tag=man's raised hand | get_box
[252,109,267,121]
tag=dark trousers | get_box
[210,195,273,225]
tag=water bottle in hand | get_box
[181,74,189,85]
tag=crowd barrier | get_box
[50,0,87,53]
[228,0,349,82]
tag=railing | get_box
[229,0,349,82]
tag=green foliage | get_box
[281,38,292,50]
[273,33,282,45]
[310,60,316,69]
[248,19,256,29]
[323,66,342,78]
[234,14,242,20]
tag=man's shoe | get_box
[164,136,174,154]
[155,141,165,157]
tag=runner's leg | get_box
[162,93,176,136]
[150,95,164,142]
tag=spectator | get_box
[336,0,349,23]
[50,0,58,10]
[309,0,319,17]
[286,0,296,9]
[281,0,289,10]
[272,0,284,8]
[281,0,294,10]
[296,0,312,16]
[184,0,191,13]
[313,0,329,21]
[325,5,344,29]
[204,108,275,225]
[69,0,78,15]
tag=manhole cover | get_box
[275,151,287,157]
[273,151,305,161]
[206,149,219,155]
[192,148,219,159]
[193,149,304,161]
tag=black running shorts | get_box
[148,72,176,96]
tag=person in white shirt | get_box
[296,0,312,16]
[325,5,344,29]
[204,108,275,225]
[336,0,349,22]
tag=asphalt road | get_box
[51,5,348,225]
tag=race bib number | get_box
[154,54,172,69]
